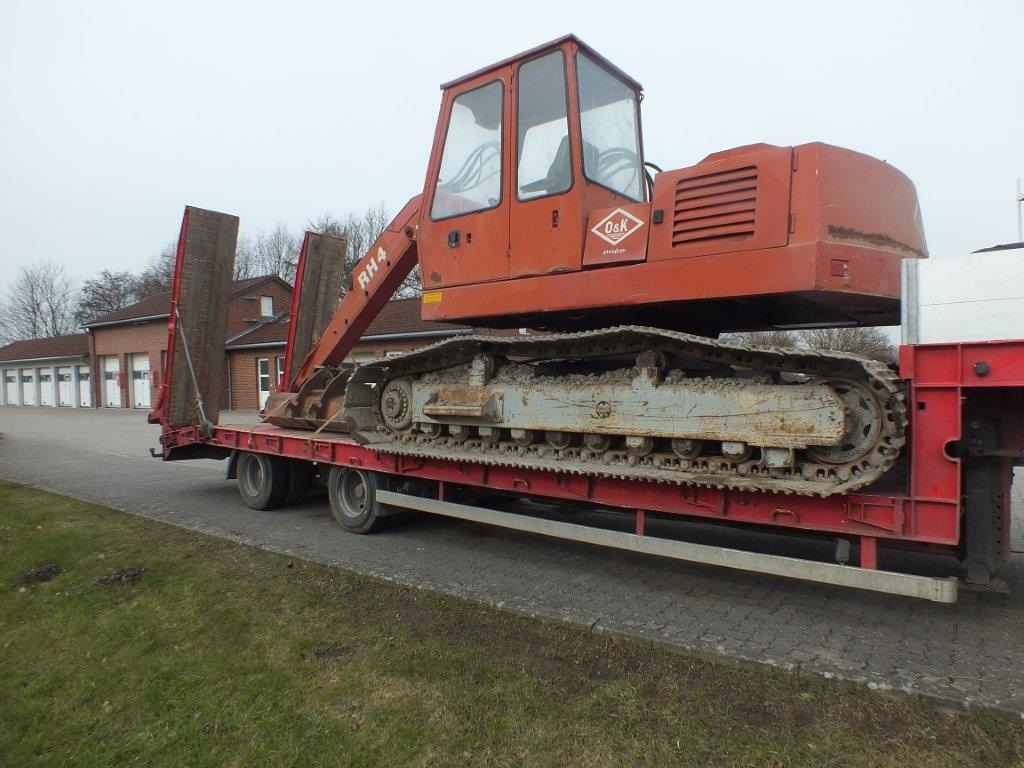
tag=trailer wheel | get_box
[327,467,392,534]
[283,460,313,506]
[236,452,289,510]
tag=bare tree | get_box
[1,261,78,340]
[233,234,257,280]
[251,223,300,282]
[0,297,16,344]
[74,269,141,325]
[307,203,420,298]
[719,329,800,348]
[134,241,178,297]
[798,326,896,362]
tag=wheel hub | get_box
[805,378,882,465]
[379,378,413,431]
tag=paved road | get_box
[1,406,1022,712]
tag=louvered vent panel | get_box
[672,165,758,247]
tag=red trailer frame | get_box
[150,207,1024,604]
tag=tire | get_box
[236,452,289,510]
[326,467,392,534]
[283,460,313,506]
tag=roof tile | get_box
[0,333,89,363]
[225,297,473,349]
[86,274,289,327]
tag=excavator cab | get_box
[417,36,647,289]
[415,35,926,334]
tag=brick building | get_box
[0,334,92,407]
[84,275,293,410]
[1,279,477,413]
[224,298,473,410]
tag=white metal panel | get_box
[903,247,1024,344]
[78,365,91,407]
[57,366,73,406]
[130,354,151,409]
[38,370,54,406]
[21,369,36,405]
[3,369,16,405]
[103,355,121,407]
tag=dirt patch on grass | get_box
[310,641,351,661]
[18,564,62,585]
[97,567,148,587]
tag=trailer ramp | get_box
[149,206,238,457]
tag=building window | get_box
[260,296,274,317]
[276,356,285,387]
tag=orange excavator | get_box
[154,36,1021,601]
[257,34,923,498]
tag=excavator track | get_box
[342,326,906,497]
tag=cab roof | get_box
[440,34,643,93]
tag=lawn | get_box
[1,480,1021,767]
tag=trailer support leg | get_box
[860,536,877,570]
[635,509,646,536]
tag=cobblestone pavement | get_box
[1,406,1022,712]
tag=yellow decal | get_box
[422,291,443,304]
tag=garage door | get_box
[78,365,91,407]
[38,370,54,406]
[130,354,150,409]
[3,370,16,405]
[103,356,121,407]
[21,369,36,406]
[57,366,73,406]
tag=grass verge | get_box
[1,480,1022,767]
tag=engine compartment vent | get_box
[673,166,758,247]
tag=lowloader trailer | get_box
[149,37,1024,603]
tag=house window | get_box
[276,356,285,386]
[260,296,274,317]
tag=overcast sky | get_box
[2,0,1022,295]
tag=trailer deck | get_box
[151,207,1024,604]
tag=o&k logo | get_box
[591,208,644,246]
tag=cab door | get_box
[508,48,585,278]
[418,69,512,289]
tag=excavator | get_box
[260,34,923,499]
[154,35,1022,602]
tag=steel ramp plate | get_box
[285,232,347,386]
[166,207,238,428]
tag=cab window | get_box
[516,50,571,200]
[431,80,504,220]
[577,53,644,201]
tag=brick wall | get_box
[222,337,454,413]
[91,320,167,409]
[227,349,286,411]
[88,278,293,410]
[226,281,292,336]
